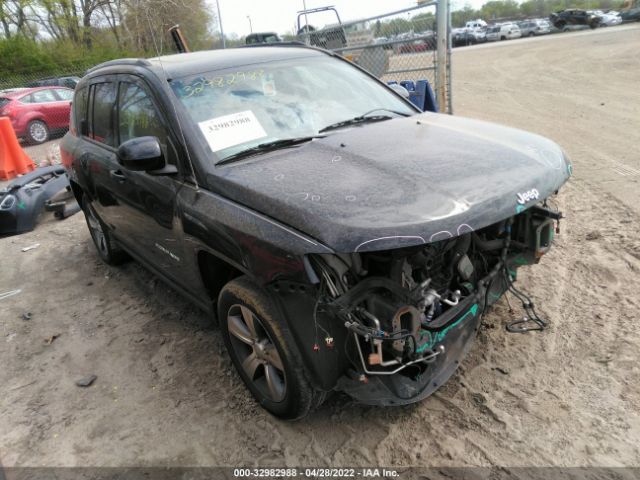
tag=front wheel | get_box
[218,276,325,419]
[81,197,129,265]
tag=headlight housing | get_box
[0,194,16,210]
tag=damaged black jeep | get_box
[61,45,571,419]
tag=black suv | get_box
[550,9,601,29]
[61,46,571,419]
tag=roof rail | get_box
[85,58,152,75]
[238,41,309,49]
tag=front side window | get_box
[91,82,116,147]
[170,55,415,162]
[117,82,167,146]
[55,89,74,101]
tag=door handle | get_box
[110,170,127,182]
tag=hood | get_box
[208,112,571,253]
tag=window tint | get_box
[117,82,166,146]
[91,83,116,147]
[30,90,57,103]
[55,89,74,101]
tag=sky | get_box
[207,0,486,37]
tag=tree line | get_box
[0,0,215,87]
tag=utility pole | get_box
[216,0,226,48]
[302,0,309,32]
[247,15,253,33]
[435,0,448,111]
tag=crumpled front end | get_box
[296,201,562,405]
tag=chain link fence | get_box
[296,1,452,113]
[1,1,452,149]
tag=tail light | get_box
[0,101,15,117]
[60,145,73,168]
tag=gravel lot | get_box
[1,25,639,469]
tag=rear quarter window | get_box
[72,87,88,134]
[0,98,10,109]
[90,83,116,147]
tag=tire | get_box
[26,120,49,144]
[500,36,506,40]
[528,32,535,37]
[218,276,325,419]
[81,196,129,265]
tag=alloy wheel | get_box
[226,304,287,402]
[29,122,48,143]
[85,203,109,258]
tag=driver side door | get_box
[110,76,187,285]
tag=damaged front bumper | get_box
[336,294,482,405]
[274,203,562,406]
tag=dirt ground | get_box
[1,25,640,469]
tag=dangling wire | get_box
[502,266,548,333]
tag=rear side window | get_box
[30,90,57,103]
[0,98,10,109]
[117,82,167,146]
[90,83,116,147]
[72,87,88,135]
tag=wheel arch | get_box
[197,249,244,312]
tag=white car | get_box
[590,10,622,26]
[486,23,522,41]
[465,19,488,30]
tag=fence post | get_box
[436,0,448,112]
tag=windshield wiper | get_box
[318,108,410,134]
[215,135,325,166]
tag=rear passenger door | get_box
[26,89,63,128]
[81,78,129,232]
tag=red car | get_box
[0,86,74,144]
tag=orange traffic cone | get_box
[0,117,36,180]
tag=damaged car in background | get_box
[61,45,571,419]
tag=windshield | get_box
[170,55,416,162]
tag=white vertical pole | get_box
[302,0,309,31]
[216,0,226,48]
[436,0,448,111]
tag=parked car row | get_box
[453,8,630,48]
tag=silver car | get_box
[518,19,551,36]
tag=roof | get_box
[90,46,326,81]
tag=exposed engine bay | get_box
[308,203,562,383]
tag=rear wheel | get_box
[81,197,129,265]
[218,276,325,419]
[26,120,49,144]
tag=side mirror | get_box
[389,84,410,99]
[117,136,167,172]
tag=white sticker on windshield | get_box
[198,111,267,152]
